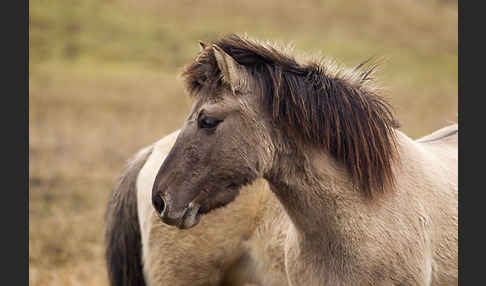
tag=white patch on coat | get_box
[136,130,180,276]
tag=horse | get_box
[105,128,289,286]
[149,34,458,285]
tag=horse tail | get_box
[105,145,153,286]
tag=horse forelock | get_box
[181,34,400,197]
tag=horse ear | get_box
[212,44,247,93]
[199,41,206,52]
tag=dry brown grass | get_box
[29,65,188,285]
[29,0,457,284]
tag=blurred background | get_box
[29,0,457,285]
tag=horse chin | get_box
[178,202,202,229]
[178,183,245,229]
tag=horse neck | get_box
[263,134,403,245]
[265,152,340,234]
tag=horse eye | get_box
[198,116,222,129]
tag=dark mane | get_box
[181,34,400,197]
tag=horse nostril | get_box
[152,194,166,215]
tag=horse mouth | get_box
[177,202,201,229]
[177,182,243,229]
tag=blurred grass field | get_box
[29,0,457,285]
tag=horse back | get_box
[416,123,458,146]
[415,123,458,166]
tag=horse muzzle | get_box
[152,194,201,229]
